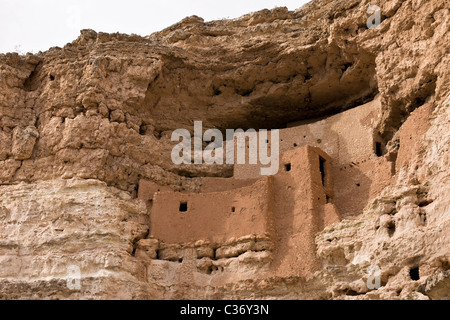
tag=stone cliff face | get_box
[0,0,448,299]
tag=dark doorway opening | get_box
[319,156,326,186]
[410,267,420,281]
[179,202,188,212]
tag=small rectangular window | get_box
[179,201,188,212]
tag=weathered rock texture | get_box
[0,0,448,299]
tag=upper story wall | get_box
[396,103,434,171]
[150,176,274,244]
[233,97,383,180]
[232,97,394,218]
[284,96,383,164]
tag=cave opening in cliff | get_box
[409,267,420,281]
[285,163,292,172]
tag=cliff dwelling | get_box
[135,96,396,283]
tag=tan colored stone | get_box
[11,126,39,160]
[0,0,448,300]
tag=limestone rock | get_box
[418,271,450,300]
[0,0,448,300]
[11,126,39,160]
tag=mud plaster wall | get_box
[150,176,274,244]
[143,146,339,278]
[199,177,259,193]
[144,146,340,278]
[234,97,395,217]
[270,145,340,277]
[284,97,383,163]
[233,98,384,180]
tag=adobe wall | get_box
[150,176,274,244]
[138,179,173,201]
[138,177,258,200]
[233,96,394,217]
[284,97,383,164]
[396,103,434,171]
[199,177,258,193]
[283,97,395,217]
[332,157,394,217]
[270,145,339,277]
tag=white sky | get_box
[0,0,311,54]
